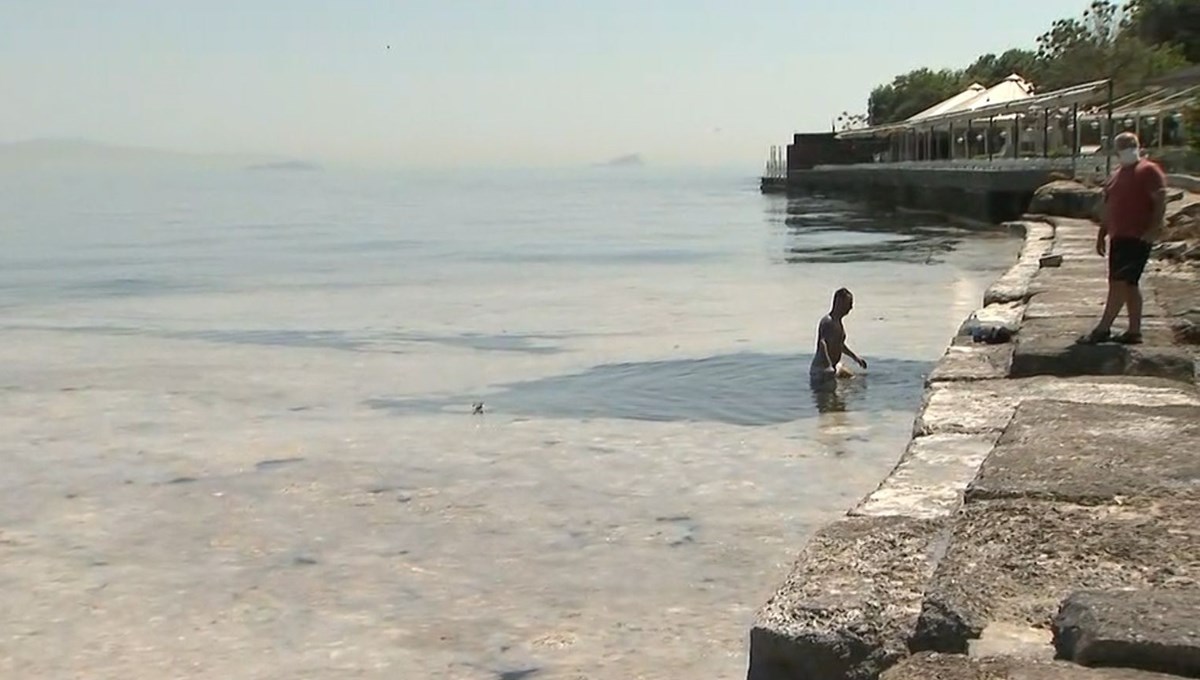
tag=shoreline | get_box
[746,201,1200,678]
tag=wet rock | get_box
[1029,181,1103,221]
[882,651,1182,679]
[966,400,1200,505]
[747,516,945,680]
[1053,589,1200,677]
[911,498,1200,655]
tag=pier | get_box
[763,71,1200,222]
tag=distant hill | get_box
[0,139,305,170]
[596,153,645,168]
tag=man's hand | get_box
[1096,231,1107,257]
[856,356,868,369]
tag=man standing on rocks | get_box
[1078,132,1168,346]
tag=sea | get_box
[0,164,1020,679]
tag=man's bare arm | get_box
[817,338,835,372]
[843,345,868,368]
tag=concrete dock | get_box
[764,158,1116,223]
[746,214,1200,679]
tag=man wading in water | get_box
[1077,132,1168,346]
[810,288,867,383]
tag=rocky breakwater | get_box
[746,208,1200,679]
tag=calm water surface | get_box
[0,166,1019,679]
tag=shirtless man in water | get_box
[810,288,867,380]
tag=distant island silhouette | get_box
[0,139,316,171]
[595,154,644,168]
[246,160,322,172]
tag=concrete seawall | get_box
[746,216,1200,679]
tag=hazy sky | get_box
[3,1,1088,168]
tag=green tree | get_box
[1035,0,1188,91]
[867,68,964,125]
[1129,0,1200,64]
[963,49,1044,86]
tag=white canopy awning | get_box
[838,76,1111,139]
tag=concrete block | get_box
[928,343,1014,384]
[748,517,945,680]
[853,434,998,520]
[967,401,1200,505]
[911,499,1200,655]
[1053,589,1200,677]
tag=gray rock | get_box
[883,651,1184,679]
[747,516,945,680]
[1154,240,1190,261]
[1172,314,1200,345]
[1053,589,1200,677]
[1029,181,1103,220]
[911,498,1200,655]
[966,400,1200,505]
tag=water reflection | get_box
[769,196,976,265]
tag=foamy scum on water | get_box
[0,167,1019,678]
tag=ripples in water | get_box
[367,351,933,426]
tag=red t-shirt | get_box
[1104,159,1166,240]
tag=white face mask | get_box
[1117,148,1140,166]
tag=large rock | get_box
[1053,589,1200,677]
[1029,181,1103,221]
[911,498,1200,655]
[882,652,1183,680]
[747,517,945,680]
[966,400,1200,505]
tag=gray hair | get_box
[1114,131,1140,149]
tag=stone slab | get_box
[748,516,946,680]
[882,652,1183,680]
[985,222,1056,306]
[911,498,1200,655]
[967,400,1200,504]
[913,376,1199,438]
[853,434,999,520]
[1054,589,1200,678]
[1024,280,1167,320]
[928,343,1014,384]
[1012,318,1193,382]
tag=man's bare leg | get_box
[1096,281,1128,333]
[1126,283,1143,334]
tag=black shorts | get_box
[1108,237,1151,284]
